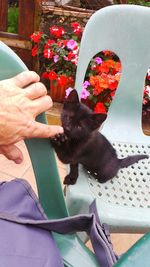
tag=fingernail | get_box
[15,158,23,164]
[59,126,64,134]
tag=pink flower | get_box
[53,55,59,63]
[143,99,148,105]
[83,81,90,89]
[65,87,74,98]
[81,88,90,99]
[95,57,103,64]
[67,39,78,50]
[145,86,150,97]
[64,56,68,61]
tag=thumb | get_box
[0,144,23,164]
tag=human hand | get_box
[0,71,64,163]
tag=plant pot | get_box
[142,110,150,136]
[49,79,74,103]
[49,81,66,102]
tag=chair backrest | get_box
[0,41,68,219]
[75,5,150,144]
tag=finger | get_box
[11,71,40,88]
[30,95,53,117]
[0,144,23,164]
[25,121,64,138]
[24,82,47,100]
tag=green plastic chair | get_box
[65,4,150,235]
[114,231,150,267]
[0,41,99,267]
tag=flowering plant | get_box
[31,25,150,115]
[66,50,121,113]
[30,22,83,90]
[81,51,122,114]
[143,68,150,115]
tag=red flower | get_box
[67,76,74,86]
[98,63,110,74]
[110,90,116,98]
[49,71,57,80]
[57,75,68,86]
[94,102,106,114]
[57,40,68,48]
[44,39,55,49]
[74,28,82,37]
[108,80,118,90]
[147,73,150,80]
[114,62,121,72]
[50,26,65,38]
[41,72,49,79]
[31,45,38,57]
[71,22,82,37]
[30,32,43,43]
[103,50,113,57]
[43,49,53,59]
[71,22,80,29]
[67,51,75,61]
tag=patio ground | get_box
[0,103,145,256]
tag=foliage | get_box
[127,0,150,7]
[114,0,150,6]
[7,7,19,33]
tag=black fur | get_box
[50,90,148,185]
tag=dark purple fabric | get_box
[0,178,118,267]
[0,179,64,267]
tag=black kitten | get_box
[50,89,148,185]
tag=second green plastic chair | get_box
[66,4,150,234]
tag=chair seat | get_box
[89,142,150,209]
[66,141,150,234]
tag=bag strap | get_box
[0,200,118,267]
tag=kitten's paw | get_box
[63,174,77,185]
[50,133,68,146]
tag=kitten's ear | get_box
[66,89,79,103]
[88,113,107,130]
